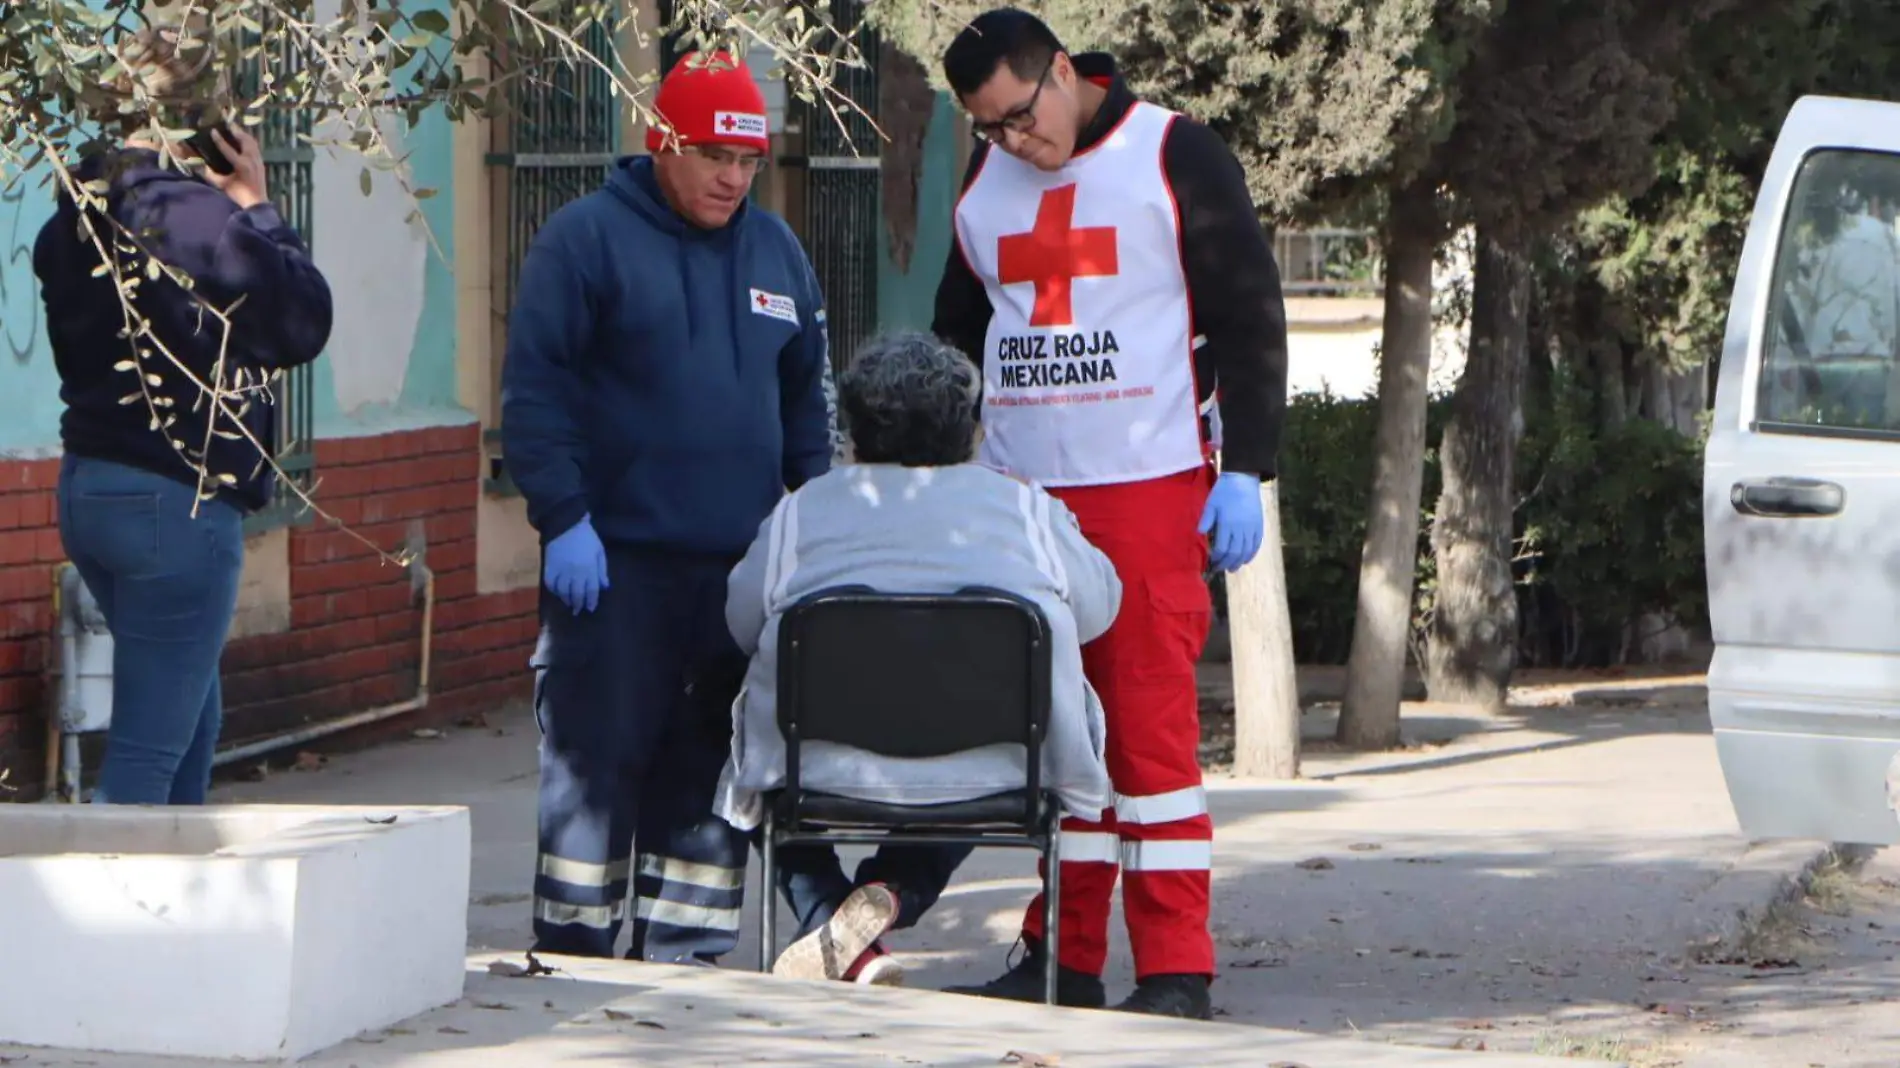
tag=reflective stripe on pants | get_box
[531,548,751,962]
[1021,466,1217,980]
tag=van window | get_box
[1759,149,1900,433]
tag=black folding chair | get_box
[756,584,1064,1005]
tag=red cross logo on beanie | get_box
[722,115,738,131]
[756,293,769,308]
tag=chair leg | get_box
[1042,810,1062,1007]
[759,811,777,974]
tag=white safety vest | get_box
[955,100,1205,488]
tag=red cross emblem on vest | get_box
[996,184,1119,328]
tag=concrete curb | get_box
[1686,838,1878,955]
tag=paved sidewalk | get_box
[132,670,1823,1064]
[2,956,1592,1068]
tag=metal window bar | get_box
[792,0,880,375]
[489,22,622,308]
[658,0,683,74]
[484,19,623,493]
[235,19,317,535]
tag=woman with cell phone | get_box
[32,20,334,805]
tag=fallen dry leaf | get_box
[1002,1052,1062,1066]
[438,1026,468,1035]
[1296,857,1335,871]
[1450,1037,1487,1051]
[413,727,445,740]
[294,750,327,771]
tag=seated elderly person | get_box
[716,331,1120,988]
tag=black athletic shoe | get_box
[943,938,1107,1009]
[1113,974,1213,1020]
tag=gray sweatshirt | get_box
[714,462,1120,830]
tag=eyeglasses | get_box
[687,145,769,175]
[970,60,1054,144]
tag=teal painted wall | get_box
[0,172,60,456]
[307,107,467,440]
[877,93,962,333]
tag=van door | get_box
[1706,94,1900,846]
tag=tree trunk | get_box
[1595,336,1630,430]
[1337,179,1438,750]
[1638,357,1707,436]
[1230,480,1300,779]
[1425,228,1531,713]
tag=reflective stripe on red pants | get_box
[1021,464,1216,979]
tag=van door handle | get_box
[1730,477,1845,518]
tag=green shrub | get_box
[1242,379,1706,668]
[1516,371,1708,665]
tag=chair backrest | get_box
[776,585,1053,799]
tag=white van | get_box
[1706,94,1900,845]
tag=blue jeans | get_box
[57,455,244,805]
[773,841,975,939]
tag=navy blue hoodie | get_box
[33,149,334,512]
[500,155,835,556]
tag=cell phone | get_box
[184,110,237,176]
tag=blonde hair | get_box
[105,20,229,133]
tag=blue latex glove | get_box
[544,515,609,614]
[1199,472,1265,573]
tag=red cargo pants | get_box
[1021,464,1216,979]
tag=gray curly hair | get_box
[839,331,982,467]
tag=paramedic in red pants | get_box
[930,8,1288,1021]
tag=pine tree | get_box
[1418,0,1737,710]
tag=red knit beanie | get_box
[645,51,770,154]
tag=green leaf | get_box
[412,9,451,34]
[359,168,373,196]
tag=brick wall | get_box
[0,424,537,797]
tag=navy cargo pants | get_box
[530,546,752,962]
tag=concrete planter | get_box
[0,804,470,1061]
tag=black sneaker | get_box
[943,938,1106,1008]
[1113,974,1213,1020]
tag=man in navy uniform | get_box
[502,50,837,963]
